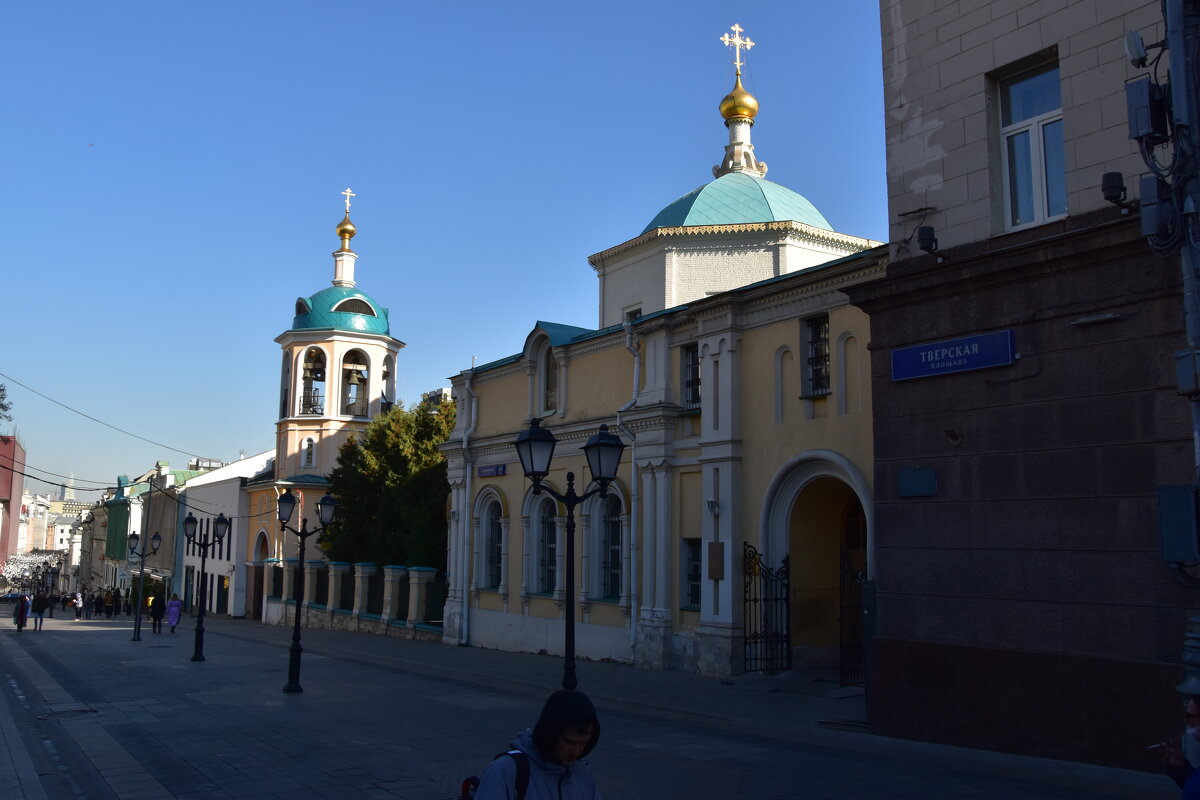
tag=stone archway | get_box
[788,477,866,674]
[759,451,872,674]
[252,531,269,621]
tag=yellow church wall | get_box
[565,346,631,420]
[735,306,874,538]
[673,470,701,633]
[586,600,625,627]
[476,590,505,612]
[787,478,842,648]
[472,371,527,439]
[526,594,559,620]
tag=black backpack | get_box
[459,749,529,800]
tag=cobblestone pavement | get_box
[0,610,1173,798]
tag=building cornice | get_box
[589,220,882,270]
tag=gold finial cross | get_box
[341,187,356,214]
[720,23,755,75]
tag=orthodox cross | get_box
[720,24,755,75]
[341,187,355,214]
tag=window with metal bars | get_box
[485,501,502,589]
[804,315,831,397]
[600,496,622,601]
[682,538,701,609]
[538,500,557,594]
[682,344,701,411]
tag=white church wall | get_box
[598,249,666,327]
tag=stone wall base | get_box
[693,624,743,676]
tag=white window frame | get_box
[999,62,1066,231]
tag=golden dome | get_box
[336,212,357,240]
[719,74,759,120]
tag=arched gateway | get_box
[758,451,873,682]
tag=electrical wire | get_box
[0,369,218,460]
[0,453,117,489]
[0,460,281,524]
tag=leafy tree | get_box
[320,397,455,570]
[0,383,11,422]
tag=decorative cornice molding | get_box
[589,220,881,269]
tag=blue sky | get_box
[1,2,887,501]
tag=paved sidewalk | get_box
[0,611,1177,798]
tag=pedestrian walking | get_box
[104,591,113,619]
[472,689,603,800]
[13,595,28,632]
[149,594,165,634]
[1161,695,1200,798]
[166,593,182,633]
[31,592,47,631]
[74,593,83,620]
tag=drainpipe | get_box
[460,371,478,646]
[616,321,641,648]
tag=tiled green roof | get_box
[642,172,832,234]
[535,321,596,346]
[292,286,391,336]
[277,474,331,488]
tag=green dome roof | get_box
[642,172,832,235]
[291,286,391,336]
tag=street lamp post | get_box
[42,560,60,617]
[277,490,337,694]
[183,513,229,662]
[20,569,30,595]
[513,419,625,691]
[128,531,162,642]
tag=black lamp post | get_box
[277,489,337,694]
[128,531,162,642]
[183,512,229,662]
[514,418,625,690]
[44,560,62,617]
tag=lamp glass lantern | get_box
[514,418,556,483]
[582,424,623,486]
[277,490,298,525]
[316,494,338,526]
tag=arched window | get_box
[539,339,558,415]
[599,495,622,601]
[341,349,369,416]
[484,500,503,589]
[279,353,292,419]
[302,437,316,468]
[382,355,395,412]
[537,498,557,594]
[301,348,326,415]
[332,298,377,316]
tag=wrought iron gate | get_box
[743,543,791,672]
[839,546,865,687]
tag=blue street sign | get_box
[892,330,1015,381]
